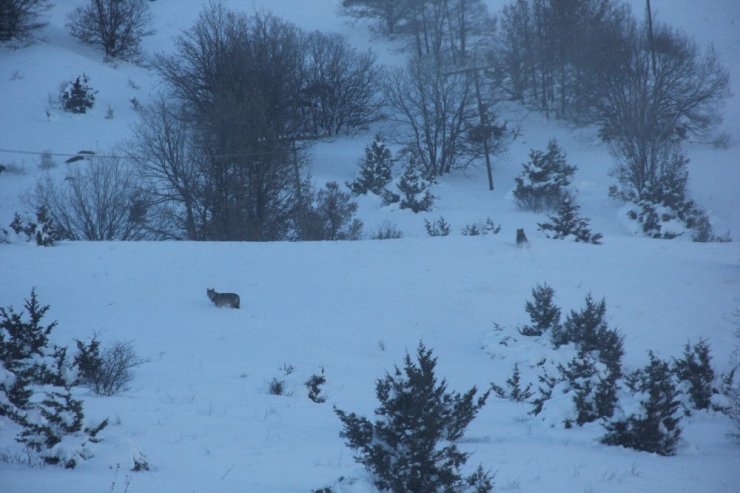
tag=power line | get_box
[0,146,303,161]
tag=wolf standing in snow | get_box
[516,228,529,246]
[207,288,240,309]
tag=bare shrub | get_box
[371,221,403,240]
[89,341,145,396]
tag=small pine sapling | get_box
[519,283,561,336]
[461,218,501,236]
[538,196,602,244]
[60,74,97,114]
[397,159,433,213]
[491,363,533,402]
[306,369,327,403]
[268,378,286,396]
[347,133,394,195]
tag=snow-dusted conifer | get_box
[397,158,433,213]
[520,283,561,336]
[60,74,97,114]
[335,342,492,492]
[538,196,602,244]
[602,353,682,456]
[347,133,394,195]
[514,139,576,211]
[553,294,624,376]
[673,339,715,411]
[17,385,107,468]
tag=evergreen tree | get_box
[0,0,51,42]
[0,290,108,467]
[335,342,492,493]
[16,385,108,468]
[0,288,58,411]
[559,349,619,426]
[73,334,104,387]
[520,283,561,336]
[348,133,394,195]
[553,294,624,376]
[513,140,576,211]
[397,158,433,213]
[306,369,327,404]
[60,74,97,114]
[673,339,715,411]
[538,196,603,244]
[602,353,682,456]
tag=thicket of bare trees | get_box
[33,157,150,241]
[129,3,375,240]
[496,0,633,119]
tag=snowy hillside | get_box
[1,1,739,492]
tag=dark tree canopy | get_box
[0,0,51,42]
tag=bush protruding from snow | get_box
[76,339,144,396]
[335,342,493,493]
[425,216,451,237]
[297,182,363,241]
[9,206,62,246]
[461,218,501,236]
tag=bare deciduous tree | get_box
[128,96,207,240]
[595,22,730,201]
[154,3,304,241]
[67,0,153,60]
[385,56,478,177]
[300,31,382,136]
[32,156,150,240]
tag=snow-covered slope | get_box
[1,236,739,492]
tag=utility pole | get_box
[646,0,658,77]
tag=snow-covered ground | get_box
[1,1,739,492]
